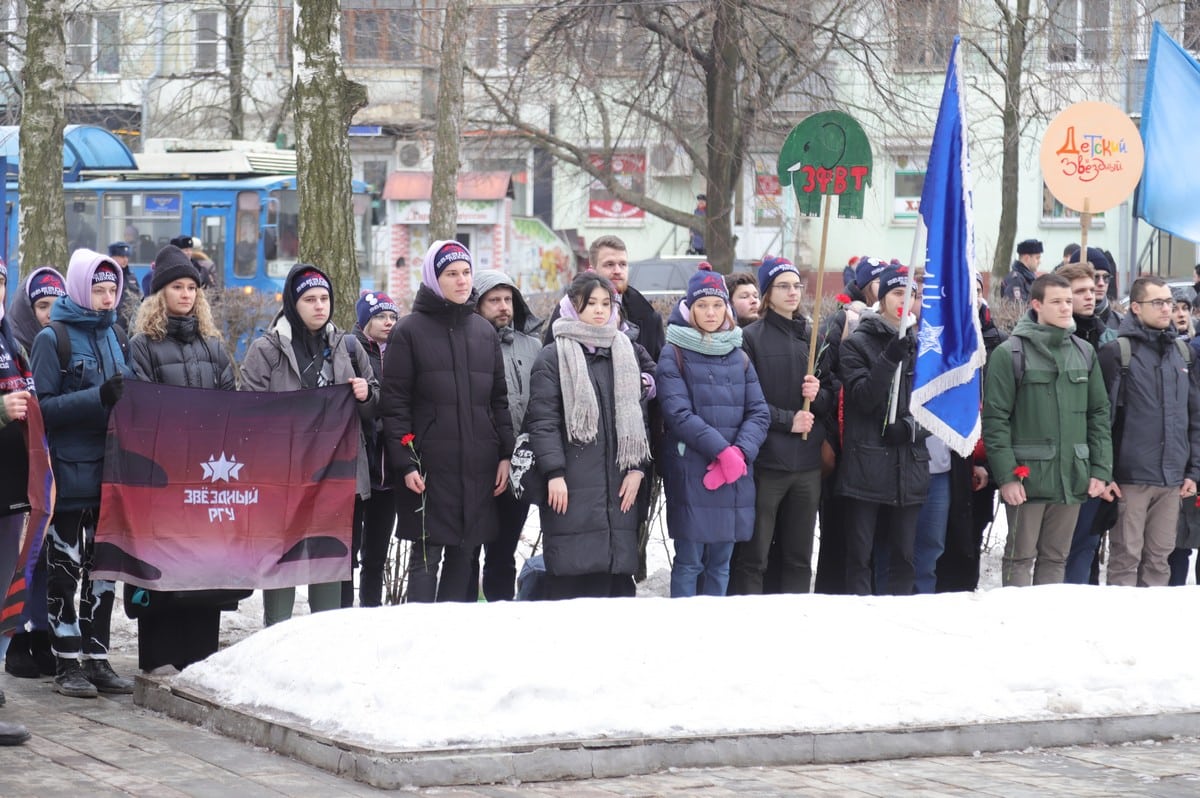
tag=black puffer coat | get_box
[128,317,235,390]
[355,329,389,491]
[526,340,654,577]
[380,284,515,547]
[835,312,930,506]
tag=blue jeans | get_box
[671,541,735,598]
[912,472,952,594]
[1064,497,1102,585]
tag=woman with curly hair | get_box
[126,245,239,674]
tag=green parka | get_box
[982,313,1112,504]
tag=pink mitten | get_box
[717,446,748,483]
[702,460,726,490]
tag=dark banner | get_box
[93,381,359,591]
[0,400,55,633]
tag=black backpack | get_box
[48,321,129,373]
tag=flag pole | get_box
[1080,196,1090,257]
[888,221,926,425]
[801,192,833,441]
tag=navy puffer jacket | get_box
[656,311,769,544]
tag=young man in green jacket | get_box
[982,273,1113,587]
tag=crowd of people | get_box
[0,231,1196,746]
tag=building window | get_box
[342,0,417,65]
[1186,0,1200,52]
[67,12,120,77]
[893,157,925,222]
[470,7,530,71]
[895,0,958,69]
[196,11,222,71]
[1047,0,1109,64]
[1041,181,1105,224]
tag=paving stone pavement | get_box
[1,653,1197,796]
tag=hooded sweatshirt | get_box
[473,270,543,430]
[280,263,335,389]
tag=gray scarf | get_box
[552,318,650,470]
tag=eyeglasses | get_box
[774,282,805,293]
[1093,274,1111,283]
[1133,298,1173,309]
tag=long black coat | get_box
[835,312,930,506]
[380,284,515,547]
[526,340,653,577]
[128,317,236,390]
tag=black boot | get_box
[28,631,57,676]
[4,632,39,679]
[54,659,98,699]
[82,659,134,695]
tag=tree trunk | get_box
[991,0,1030,293]
[19,0,67,271]
[293,0,367,330]
[226,1,246,140]
[703,0,741,274]
[429,0,469,242]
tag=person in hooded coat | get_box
[836,264,931,596]
[241,263,379,625]
[30,249,136,698]
[525,272,655,600]
[378,241,514,603]
[3,266,66,680]
[466,269,543,602]
[657,264,769,597]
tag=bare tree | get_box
[468,0,882,273]
[18,0,67,270]
[293,0,367,329]
[429,0,469,242]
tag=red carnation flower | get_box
[835,293,852,305]
[1013,465,1030,480]
[401,433,415,446]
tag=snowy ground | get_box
[108,498,1200,750]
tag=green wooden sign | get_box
[777,111,873,219]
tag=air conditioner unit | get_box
[649,142,693,180]
[396,141,433,170]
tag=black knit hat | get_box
[151,245,201,294]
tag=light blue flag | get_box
[911,37,985,459]
[1136,22,1200,241]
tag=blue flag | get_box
[911,37,985,459]
[1135,22,1200,241]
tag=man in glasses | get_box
[1098,276,1200,587]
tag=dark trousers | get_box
[1168,548,1200,586]
[544,572,636,600]
[729,467,821,594]
[46,508,115,659]
[137,606,220,672]
[845,501,921,596]
[814,477,849,594]
[406,542,474,603]
[342,490,396,608]
[466,492,531,602]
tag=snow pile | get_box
[177,585,1200,749]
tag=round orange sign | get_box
[1039,101,1144,213]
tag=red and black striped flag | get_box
[0,400,55,633]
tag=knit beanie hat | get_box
[877,264,910,297]
[757,254,800,295]
[92,265,119,286]
[150,245,202,294]
[685,262,729,306]
[356,290,401,330]
[292,267,332,302]
[1074,246,1114,277]
[854,256,888,289]
[28,269,67,302]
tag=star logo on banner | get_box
[201,452,244,483]
[918,323,944,357]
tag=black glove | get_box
[884,334,914,363]
[882,421,913,445]
[99,373,125,408]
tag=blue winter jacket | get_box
[657,312,770,544]
[30,296,133,510]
